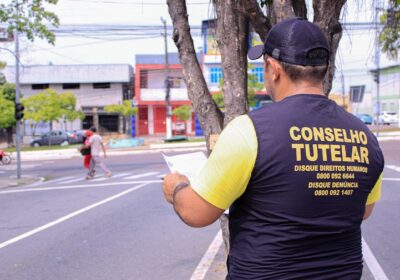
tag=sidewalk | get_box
[7,136,206,161]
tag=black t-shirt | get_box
[227,94,384,280]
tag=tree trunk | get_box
[313,0,347,96]
[167,0,223,151]
[291,0,307,18]
[214,0,250,126]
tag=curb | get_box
[0,176,44,190]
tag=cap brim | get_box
[248,45,264,60]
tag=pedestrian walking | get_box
[82,129,93,170]
[162,18,384,279]
[81,127,112,179]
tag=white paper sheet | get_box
[162,152,207,183]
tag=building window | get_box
[32,84,49,90]
[62,83,80,89]
[140,70,148,88]
[93,83,111,89]
[123,84,132,100]
[251,67,264,83]
[210,67,223,84]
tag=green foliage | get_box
[104,100,138,116]
[0,91,15,128]
[21,88,82,133]
[172,105,192,121]
[380,0,400,59]
[0,0,59,45]
[247,64,264,107]
[213,64,264,108]
[0,83,16,101]
[59,91,85,122]
[0,61,6,84]
[212,92,225,108]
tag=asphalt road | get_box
[0,141,399,280]
[0,150,220,280]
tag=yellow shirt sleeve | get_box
[366,172,383,205]
[191,115,258,210]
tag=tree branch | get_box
[313,0,347,95]
[214,0,249,126]
[272,0,295,24]
[291,0,307,19]
[242,0,271,42]
[167,0,223,150]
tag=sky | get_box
[0,0,399,93]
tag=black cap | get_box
[248,18,329,66]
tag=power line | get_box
[63,0,211,5]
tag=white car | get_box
[375,112,398,125]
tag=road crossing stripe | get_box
[60,178,86,184]
[383,177,400,181]
[111,172,131,178]
[0,183,150,250]
[45,176,75,184]
[123,172,159,180]
[0,180,160,194]
[91,177,108,182]
[386,165,400,172]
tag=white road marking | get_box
[383,178,400,181]
[0,180,160,194]
[59,177,85,184]
[0,183,150,250]
[190,232,390,280]
[91,177,108,182]
[46,176,75,184]
[362,237,389,280]
[111,172,131,178]
[190,230,223,280]
[123,172,159,180]
[386,165,400,172]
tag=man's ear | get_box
[267,58,281,81]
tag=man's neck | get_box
[276,82,324,101]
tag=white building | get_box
[2,64,134,138]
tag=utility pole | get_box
[14,28,22,179]
[341,71,346,111]
[161,17,172,139]
[374,0,381,137]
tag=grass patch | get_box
[188,137,206,143]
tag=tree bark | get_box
[167,0,223,151]
[267,0,295,24]
[313,0,347,95]
[242,0,271,42]
[291,0,307,19]
[214,0,250,126]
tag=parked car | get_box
[30,131,70,147]
[66,130,86,144]
[356,114,373,125]
[374,112,398,125]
